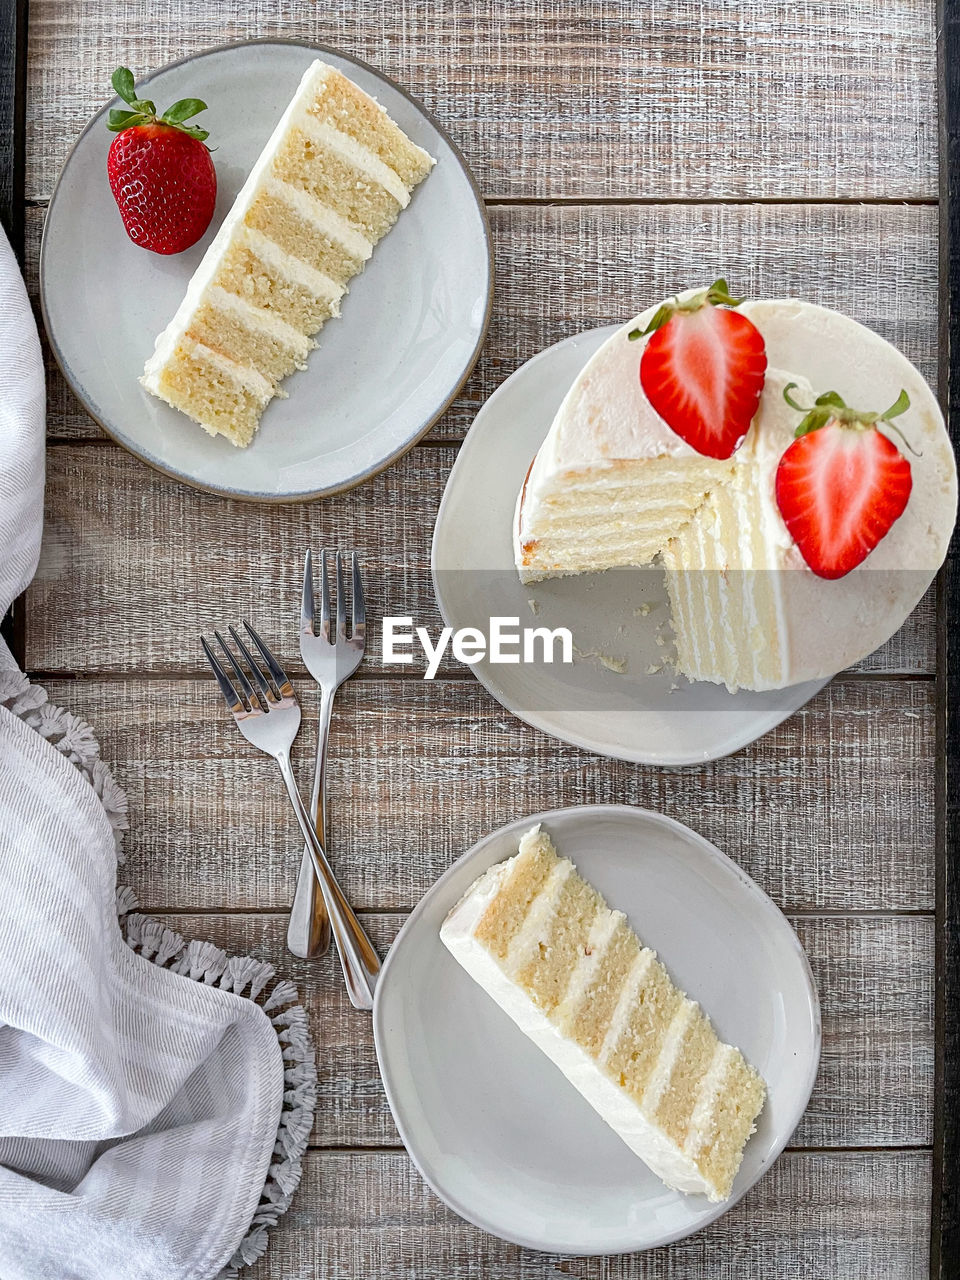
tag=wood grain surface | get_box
[43,677,934,914]
[24,201,940,444]
[24,444,936,677]
[242,1150,932,1280]
[159,911,934,1151]
[22,0,942,1275]
[24,0,936,202]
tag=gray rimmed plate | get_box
[373,804,821,1255]
[40,39,492,502]
[431,327,829,765]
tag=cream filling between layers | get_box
[203,285,315,360]
[262,176,374,260]
[683,1043,737,1159]
[555,908,624,1018]
[239,227,345,307]
[295,113,412,207]
[174,337,273,404]
[637,1000,698,1117]
[503,859,574,972]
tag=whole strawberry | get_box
[106,66,217,254]
[629,280,767,459]
[775,384,914,579]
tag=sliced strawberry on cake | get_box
[775,385,914,580]
[629,279,768,460]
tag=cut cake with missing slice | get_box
[141,59,435,447]
[439,824,766,1201]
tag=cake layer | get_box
[440,825,766,1201]
[142,59,435,446]
[516,455,733,583]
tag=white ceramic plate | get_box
[41,39,492,502]
[431,327,829,765]
[373,805,821,1255]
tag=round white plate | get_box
[373,805,821,1255]
[41,39,492,502]
[431,327,829,765]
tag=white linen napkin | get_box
[0,228,315,1279]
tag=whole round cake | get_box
[514,289,958,691]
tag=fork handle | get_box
[275,749,380,1010]
[286,686,334,959]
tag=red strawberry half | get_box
[630,280,767,459]
[774,385,914,580]
[106,66,217,255]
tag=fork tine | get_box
[243,621,293,695]
[320,549,331,642]
[229,624,276,703]
[301,550,315,634]
[200,635,243,711]
[214,629,258,711]
[336,550,347,640]
[351,552,365,638]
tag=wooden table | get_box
[11,1,950,1275]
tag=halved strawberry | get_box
[774,385,914,580]
[629,280,767,459]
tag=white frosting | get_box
[516,297,958,687]
[439,826,722,1200]
[179,337,273,402]
[262,176,373,260]
[295,113,411,207]
[239,226,344,305]
[205,285,314,359]
[142,59,426,395]
[684,1043,735,1158]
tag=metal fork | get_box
[200,621,380,1010]
[286,550,366,960]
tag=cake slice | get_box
[141,60,435,446]
[440,825,766,1201]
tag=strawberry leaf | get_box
[783,383,808,412]
[704,278,745,308]
[111,66,137,105]
[107,108,144,132]
[163,97,208,124]
[629,302,675,341]
[881,389,911,421]
[814,390,847,410]
[795,406,832,437]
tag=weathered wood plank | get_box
[244,1149,930,1279]
[24,202,939,444]
[25,0,936,202]
[160,912,933,1150]
[42,676,934,912]
[25,444,936,675]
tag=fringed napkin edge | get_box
[0,668,317,1279]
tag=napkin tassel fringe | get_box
[1,670,317,1280]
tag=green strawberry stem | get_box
[107,66,211,143]
[628,279,745,341]
[782,383,919,455]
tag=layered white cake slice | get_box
[142,59,434,446]
[440,825,766,1201]
[515,296,957,691]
